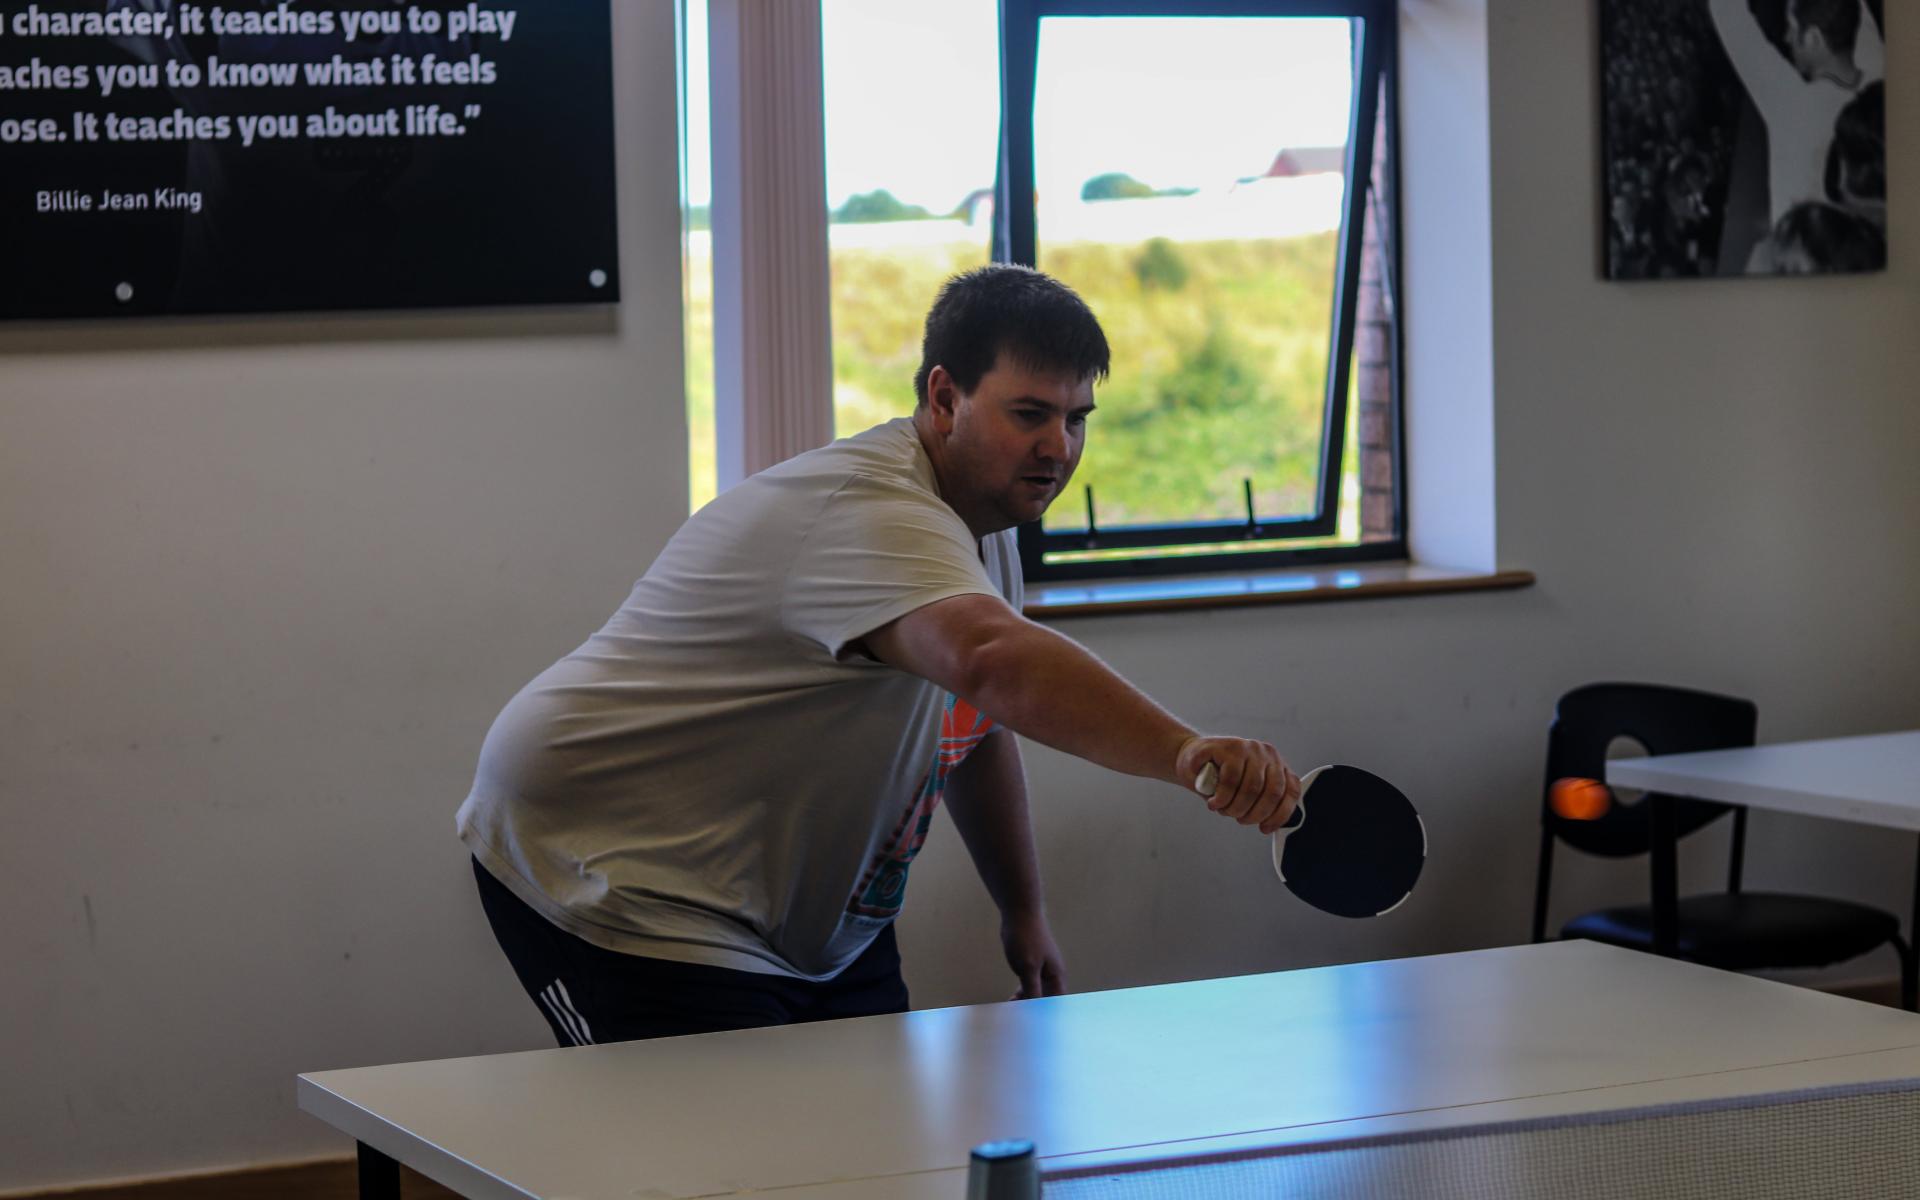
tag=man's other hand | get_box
[1002,911,1066,1000]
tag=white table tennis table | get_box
[299,940,1920,1199]
[1608,729,1920,1008]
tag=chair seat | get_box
[1562,891,1901,971]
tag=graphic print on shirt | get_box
[847,694,995,920]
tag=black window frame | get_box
[995,0,1406,582]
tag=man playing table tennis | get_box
[458,265,1300,1047]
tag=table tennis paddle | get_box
[1196,761,1425,918]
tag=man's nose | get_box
[1034,419,1069,462]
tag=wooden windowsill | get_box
[1023,562,1534,619]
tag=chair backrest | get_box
[1543,682,1758,858]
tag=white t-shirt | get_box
[457,419,1022,981]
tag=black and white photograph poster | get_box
[0,1,618,319]
[1601,0,1885,280]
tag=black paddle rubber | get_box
[1275,765,1425,918]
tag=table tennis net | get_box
[1034,1076,1920,1199]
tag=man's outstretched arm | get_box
[863,593,1300,834]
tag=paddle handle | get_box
[1193,762,1311,831]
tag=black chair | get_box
[1531,682,1915,1010]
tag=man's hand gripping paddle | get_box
[1196,762,1426,918]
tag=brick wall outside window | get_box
[1354,91,1397,542]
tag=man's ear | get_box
[925,365,962,433]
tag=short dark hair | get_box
[912,265,1110,406]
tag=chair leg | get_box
[1532,826,1556,944]
[357,1141,401,1200]
[1909,836,1920,1012]
[1884,934,1919,1012]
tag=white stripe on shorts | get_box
[540,980,595,1045]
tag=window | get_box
[1000,0,1402,581]
[685,0,1404,580]
[680,0,716,510]
[822,0,1000,439]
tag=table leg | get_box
[1649,797,1679,958]
[1908,836,1920,1012]
[358,1140,402,1200]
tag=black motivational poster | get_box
[0,1,618,318]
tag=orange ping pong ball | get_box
[1550,777,1612,821]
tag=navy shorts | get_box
[472,858,911,1046]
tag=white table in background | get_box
[1609,729,1920,998]
[1608,730,1920,832]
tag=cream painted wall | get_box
[5,0,1919,1191]
[0,3,686,1191]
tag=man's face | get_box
[926,354,1095,536]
